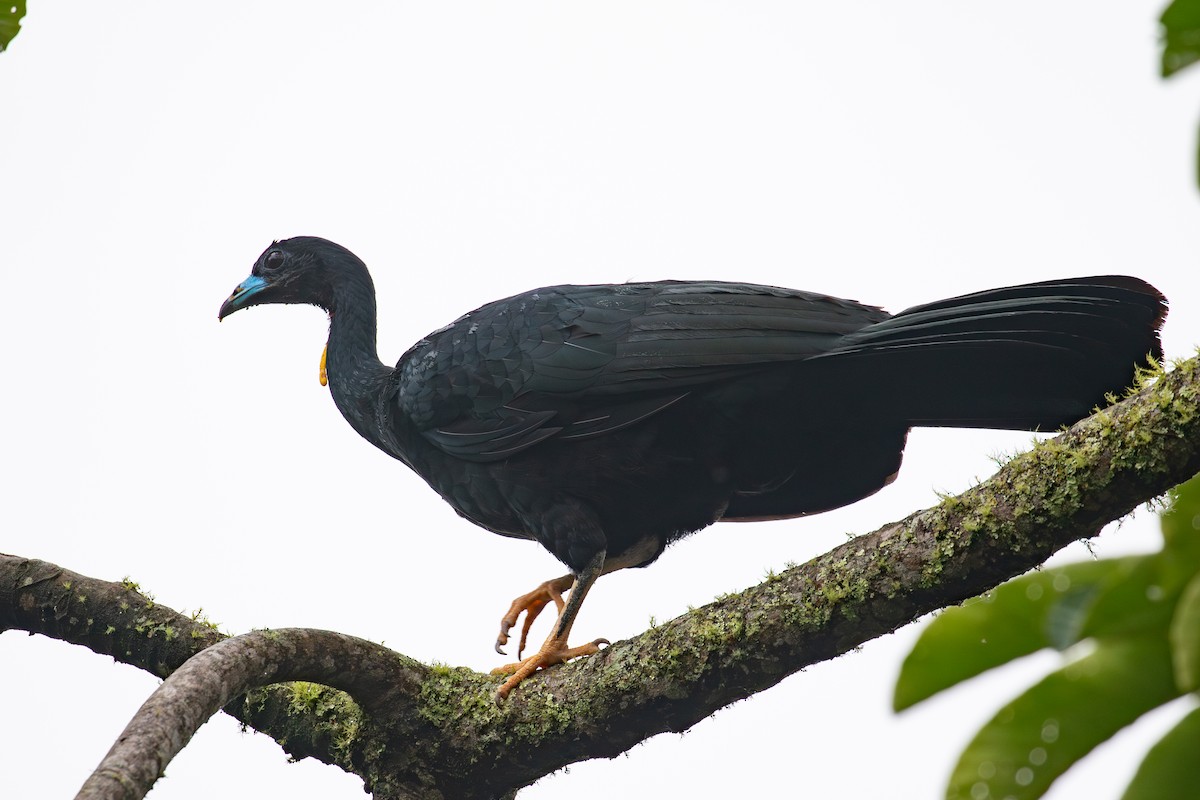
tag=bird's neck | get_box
[324,278,394,452]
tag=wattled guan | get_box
[219,236,1166,699]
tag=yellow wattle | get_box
[319,345,328,387]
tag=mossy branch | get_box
[75,628,420,800]
[4,354,1199,799]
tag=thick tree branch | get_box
[4,355,1199,799]
[75,629,418,800]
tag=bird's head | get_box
[218,236,365,320]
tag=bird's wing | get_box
[394,282,885,462]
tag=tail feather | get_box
[816,277,1166,430]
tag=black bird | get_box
[219,237,1166,698]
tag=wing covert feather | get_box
[394,281,883,460]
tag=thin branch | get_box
[3,355,1198,799]
[0,559,225,676]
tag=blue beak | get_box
[218,275,268,320]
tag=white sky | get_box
[2,2,1199,798]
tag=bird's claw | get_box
[494,620,514,655]
[494,574,573,659]
[495,599,547,658]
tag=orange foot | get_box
[491,632,609,701]
[494,574,574,659]
[492,551,609,701]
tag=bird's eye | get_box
[264,250,285,271]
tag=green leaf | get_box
[0,1,24,53]
[894,558,1141,711]
[1121,705,1200,800]
[1078,553,1176,641]
[1161,472,1200,552]
[1169,572,1200,690]
[1162,0,1200,77]
[948,636,1179,800]
[1083,473,1200,642]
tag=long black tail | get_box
[818,276,1167,429]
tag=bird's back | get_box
[394,280,891,452]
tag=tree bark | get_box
[3,356,1198,799]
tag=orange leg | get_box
[492,551,609,701]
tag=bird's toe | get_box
[492,636,610,701]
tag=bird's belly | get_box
[412,422,741,569]
[603,534,668,572]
